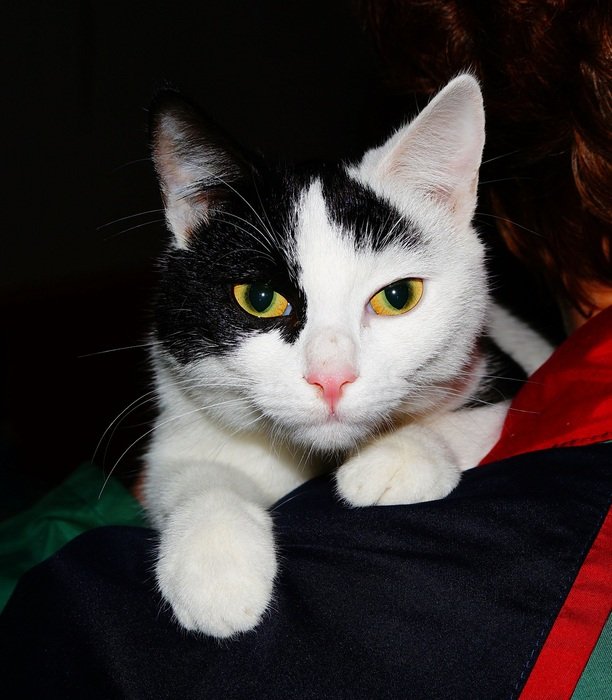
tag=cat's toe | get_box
[155,494,276,638]
[336,434,461,507]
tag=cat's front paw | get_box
[336,429,461,506]
[155,493,276,638]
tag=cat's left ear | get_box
[149,91,249,247]
[353,74,485,229]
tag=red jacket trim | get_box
[518,504,612,699]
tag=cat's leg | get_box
[151,460,276,638]
[336,402,508,506]
[144,415,308,638]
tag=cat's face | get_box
[151,75,488,452]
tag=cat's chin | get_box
[286,417,366,453]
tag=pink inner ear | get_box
[153,132,216,244]
[363,75,485,226]
[153,111,230,245]
[426,154,480,212]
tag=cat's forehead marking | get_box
[320,166,423,251]
[293,178,427,331]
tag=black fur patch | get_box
[155,166,307,363]
[320,166,421,250]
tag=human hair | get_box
[357,0,612,313]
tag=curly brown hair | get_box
[357,0,612,313]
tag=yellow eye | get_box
[233,283,292,318]
[368,278,424,316]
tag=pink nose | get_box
[306,370,357,413]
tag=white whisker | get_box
[97,208,165,231]
[179,161,277,249]
[98,396,249,499]
[78,339,166,359]
[103,218,166,241]
[474,212,543,238]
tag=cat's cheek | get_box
[155,491,277,638]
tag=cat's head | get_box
[150,75,488,452]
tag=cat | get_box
[143,75,552,638]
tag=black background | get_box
[2,1,560,511]
[2,1,397,508]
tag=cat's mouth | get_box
[271,402,375,452]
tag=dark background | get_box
[2,0,399,511]
[2,1,559,514]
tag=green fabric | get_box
[0,463,146,611]
[571,613,612,699]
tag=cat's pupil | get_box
[249,285,274,313]
[384,282,410,310]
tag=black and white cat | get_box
[144,75,552,638]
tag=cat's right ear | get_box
[351,75,485,230]
[149,91,247,247]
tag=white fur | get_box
[144,75,553,638]
[488,304,553,375]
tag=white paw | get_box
[155,492,276,638]
[336,429,461,506]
